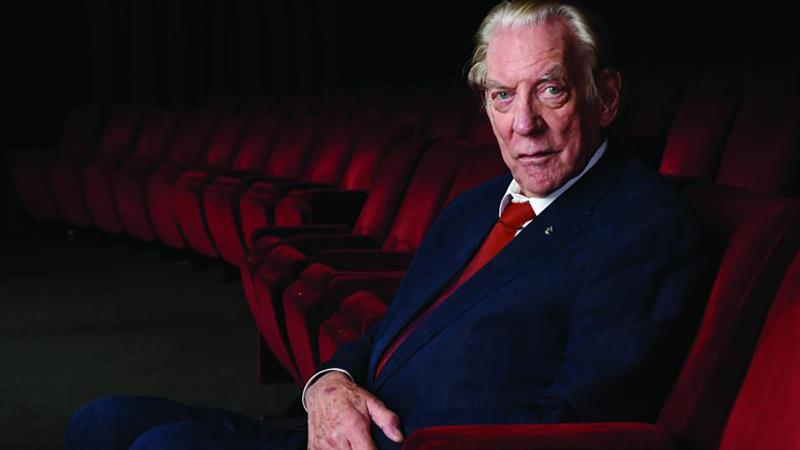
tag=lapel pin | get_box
[544,226,554,235]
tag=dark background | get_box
[4,0,797,218]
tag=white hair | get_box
[468,1,608,105]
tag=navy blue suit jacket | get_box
[319,148,709,449]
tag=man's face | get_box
[484,21,617,197]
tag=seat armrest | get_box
[305,189,368,226]
[328,272,404,306]
[287,234,382,254]
[404,422,668,450]
[251,224,351,242]
[311,249,414,271]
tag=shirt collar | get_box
[499,139,608,217]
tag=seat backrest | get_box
[417,93,477,142]
[349,138,427,242]
[715,96,800,195]
[443,144,507,207]
[464,112,497,146]
[718,254,799,450]
[163,106,224,166]
[298,116,361,185]
[260,116,321,180]
[659,98,738,180]
[627,86,681,140]
[657,185,799,450]
[228,110,285,172]
[57,105,105,161]
[381,140,475,252]
[93,106,149,162]
[338,119,412,191]
[199,112,250,170]
[130,109,179,163]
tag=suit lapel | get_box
[371,149,627,388]
[369,187,501,379]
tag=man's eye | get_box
[542,86,564,98]
[493,91,512,101]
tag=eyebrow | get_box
[484,79,509,90]
[539,65,568,83]
[485,65,569,90]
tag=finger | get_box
[347,422,377,450]
[365,397,404,443]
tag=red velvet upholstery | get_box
[318,290,391,365]
[49,106,148,227]
[203,115,314,264]
[625,86,681,167]
[234,116,322,251]
[656,188,798,450]
[719,254,799,450]
[464,113,497,146]
[715,96,800,195]
[273,119,411,227]
[147,112,247,249]
[84,110,178,234]
[238,117,359,249]
[403,186,799,450]
[659,99,738,180]
[163,113,254,254]
[115,106,222,241]
[317,274,402,365]
[178,110,283,257]
[405,423,667,450]
[416,93,476,142]
[13,105,103,221]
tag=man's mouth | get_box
[517,149,558,164]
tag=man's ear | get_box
[598,68,622,128]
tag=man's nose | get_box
[512,96,544,135]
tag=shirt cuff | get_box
[301,368,354,412]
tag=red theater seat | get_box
[147,112,250,249]
[237,116,361,250]
[115,106,224,241]
[239,138,427,383]
[203,115,321,264]
[49,106,148,227]
[177,109,283,257]
[415,92,477,143]
[317,284,397,366]
[12,105,104,222]
[272,118,412,227]
[717,254,799,450]
[659,98,738,181]
[403,186,799,450]
[83,109,178,234]
[715,96,800,196]
[464,112,497,146]
[625,86,681,168]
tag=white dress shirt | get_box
[301,140,609,410]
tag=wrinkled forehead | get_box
[486,21,577,84]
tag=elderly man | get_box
[65,1,708,449]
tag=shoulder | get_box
[588,151,706,254]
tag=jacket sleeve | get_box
[314,319,382,387]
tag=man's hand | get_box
[306,372,403,449]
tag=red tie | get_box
[375,201,535,377]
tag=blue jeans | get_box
[64,395,307,450]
